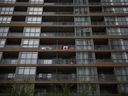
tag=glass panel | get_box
[28,7,43,15]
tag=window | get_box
[111,52,127,62]
[0,7,14,14]
[0,39,6,47]
[30,0,44,4]
[74,7,88,14]
[76,39,93,50]
[123,40,128,50]
[120,28,128,35]
[118,84,128,93]
[22,39,39,48]
[115,7,128,13]
[0,0,16,3]
[105,17,116,25]
[0,52,2,61]
[103,7,128,13]
[0,16,11,23]
[17,67,36,75]
[26,16,42,23]
[76,52,95,64]
[110,39,124,50]
[107,28,128,35]
[73,0,87,3]
[74,17,90,25]
[115,67,128,81]
[0,27,9,36]
[77,67,97,81]
[102,0,128,4]
[23,27,41,37]
[19,52,38,64]
[117,17,128,25]
[28,7,43,15]
[75,28,91,36]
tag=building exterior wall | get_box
[0,0,128,96]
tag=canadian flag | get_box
[62,45,69,50]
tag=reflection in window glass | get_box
[26,16,42,24]
[17,67,36,75]
[0,52,2,61]
[0,0,16,3]
[28,7,43,15]
[0,39,6,47]
[30,0,44,4]
[24,27,41,37]
[0,27,9,36]
[22,39,39,48]
[0,16,11,23]
[110,39,124,50]
[0,7,14,14]
[76,52,95,64]
[19,52,38,64]
[76,39,93,50]
[111,52,127,62]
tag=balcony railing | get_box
[5,45,20,48]
[43,12,74,15]
[42,22,74,25]
[8,33,23,37]
[40,45,75,50]
[92,32,107,35]
[0,59,18,64]
[0,1,128,5]
[0,74,127,82]
[94,45,110,50]
[1,59,127,65]
[35,93,119,96]
[38,59,75,64]
[41,33,74,37]
[91,22,105,25]
[96,59,112,63]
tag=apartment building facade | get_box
[0,0,128,96]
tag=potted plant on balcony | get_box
[6,79,34,96]
[48,84,73,96]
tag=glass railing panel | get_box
[8,33,23,37]
[0,74,127,82]
[1,59,18,64]
[38,59,75,64]
[94,45,110,50]
[41,33,74,37]
[92,32,107,35]
[40,45,75,50]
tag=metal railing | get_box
[38,59,75,64]
[0,1,128,5]
[91,22,105,25]
[43,12,74,15]
[0,74,127,82]
[8,33,23,37]
[94,45,110,50]
[92,32,107,35]
[42,22,74,25]
[41,33,74,37]
[0,59,18,64]
[96,59,112,62]
[40,45,75,50]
